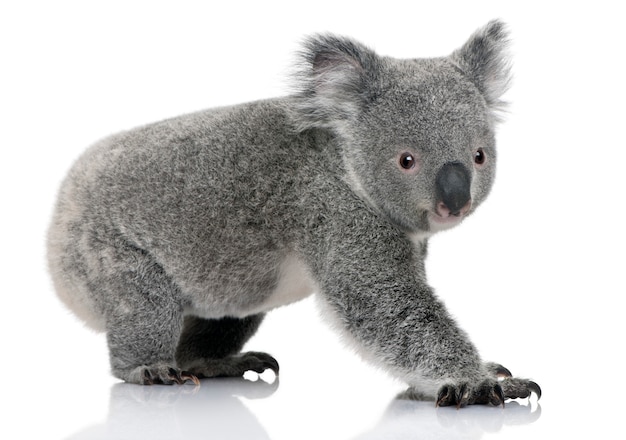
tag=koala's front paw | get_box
[436,379,505,408]
[126,364,201,385]
[436,376,541,408]
[484,362,513,378]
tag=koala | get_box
[48,20,540,407]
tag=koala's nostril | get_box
[452,199,472,215]
[436,199,471,218]
[453,199,472,217]
[436,202,451,218]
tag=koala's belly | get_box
[253,255,319,314]
[185,254,318,319]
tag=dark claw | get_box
[528,381,542,400]
[168,367,184,384]
[489,383,505,408]
[181,370,201,386]
[143,369,154,385]
[486,362,512,378]
[265,356,280,375]
[167,367,200,385]
[456,383,470,409]
[495,365,512,378]
[436,386,453,407]
[245,352,280,375]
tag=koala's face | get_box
[343,59,497,235]
[295,22,510,237]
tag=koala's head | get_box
[293,21,511,238]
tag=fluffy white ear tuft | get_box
[291,34,382,132]
[450,20,512,117]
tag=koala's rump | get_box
[47,99,322,327]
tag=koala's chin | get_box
[429,199,472,230]
[409,205,471,243]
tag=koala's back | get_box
[47,98,335,329]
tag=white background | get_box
[2,1,624,439]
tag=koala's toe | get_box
[500,378,542,400]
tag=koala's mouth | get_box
[427,196,473,230]
[427,208,468,232]
[430,211,464,224]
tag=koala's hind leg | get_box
[101,243,199,385]
[175,315,279,378]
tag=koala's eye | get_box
[474,148,486,165]
[399,152,416,170]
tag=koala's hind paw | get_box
[127,365,201,386]
[183,351,280,379]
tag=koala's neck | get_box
[309,128,427,243]
[342,157,381,214]
[315,132,383,215]
[408,230,434,246]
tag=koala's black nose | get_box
[435,162,472,217]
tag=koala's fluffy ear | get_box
[292,34,382,132]
[450,20,512,117]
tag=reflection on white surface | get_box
[357,398,541,440]
[67,378,277,440]
[65,377,540,440]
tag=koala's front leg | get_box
[312,223,538,406]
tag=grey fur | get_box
[48,20,539,405]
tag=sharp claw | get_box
[142,369,154,385]
[528,381,542,400]
[167,368,182,384]
[496,366,512,378]
[254,354,280,375]
[268,358,280,375]
[493,383,505,408]
[181,371,201,386]
[167,368,201,385]
[240,352,280,376]
[436,386,450,407]
[456,384,469,409]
